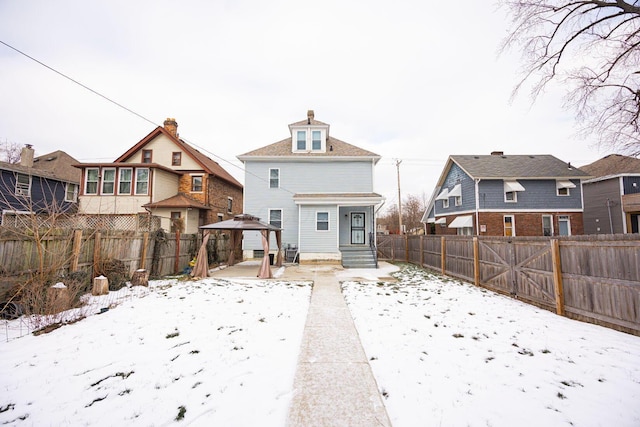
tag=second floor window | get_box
[15,173,31,197]
[119,168,132,194]
[227,197,233,213]
[191,176,203,192]
[269,168,279,188]
[297,131,306,150]
[172,152,182,166]
[142,149,152,164]
[135,168,149,195]
[101,168,116,194]
[85,168,99,195]
[65,183,78,202]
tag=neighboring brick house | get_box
[75,118,243,233]
[237,110,384,267]
[1,145,80,225]
[422,152,590,236]
[580,154,640,234]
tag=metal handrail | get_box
[369,231,378,268]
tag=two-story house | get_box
[422,152,590,236]
[237,110,384,267]
[76,118,243,233]
[1,145,80,226]
[580,154,640,234]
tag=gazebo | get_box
[194,214,282,279]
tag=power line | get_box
[0,39,296,194]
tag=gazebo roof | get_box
[200,214,281,231]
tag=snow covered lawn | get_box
[1,277,311,426]
[343,264,640,427]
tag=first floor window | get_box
[316,211,329,231]
[558,215,571,236]
[269,209,282,229]
[85,168,99,194]
[542,215,553,236]
[65,183,78,202]
[15,173,31,197]
[170,212,181,232]
[504,215,515,236]
[135,168,149,195]
[101,168,116,194]
[191,175,203,192]
[119,168,132,194]
[227,197,233,213]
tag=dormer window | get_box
[297,131,306,150]
[312,131,322,150]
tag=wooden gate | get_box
[478,238,556,308]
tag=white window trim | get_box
[85,167,99,195]
[316,211,330,232]
[268,208,283,229]
[15,173,31,197]
[454,195,462,207]
[101,167,116,195]
[191,174,204,193]
[134,168,150,195]
[442,198,449,209]
[542,214,554,236]
[558,215,572,236]
[505,191,517,203]
[296,130,306,150]
[65,183,78,202]
[292,128,327,152]
[227,196,233,213]
[556,187,570,196]
[504,215,515,236]
[269,168,280,188]
[312,130,322,150]
[118,168,133,195]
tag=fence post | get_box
[92,231,101,278]
[551,239,565,316]
[441,236,446,275]
[405,234,409,263]
[473,236,480,286]
[140,232,149,270]
[419,236,424,267]
[71,229,83,272]
[174,230,181,274]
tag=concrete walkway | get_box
[208,262,393,426]
[286,267,392,427]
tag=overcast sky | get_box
[0,1,609,210]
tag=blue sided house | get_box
[237,110,384,267]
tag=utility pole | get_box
[395,159,403,235]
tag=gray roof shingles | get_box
[451,154,590,179]
[238,136,379,159]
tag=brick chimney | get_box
[20,144,35,167]
[164,118,178,138]
[307,110,314,124]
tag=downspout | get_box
[475,178,481,236]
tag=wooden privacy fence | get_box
[377,234,640,336]
[0,229,232,283]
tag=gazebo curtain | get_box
[258,230,272,279]
[227,229,242,266]
[190,232,210,278]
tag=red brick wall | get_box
[435,212,585,236]
[206,178,243,224]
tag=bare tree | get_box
[0,139,22,164]
[501,0,640,155]
[377,194,426,234]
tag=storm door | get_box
[350,212,366,244]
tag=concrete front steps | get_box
[340,246,377,268]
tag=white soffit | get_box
[503,180,525,192]
[448,215,473,228]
